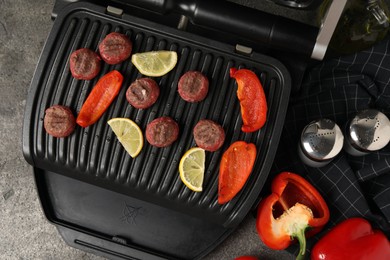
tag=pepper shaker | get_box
[344,109,390,156]
[298,119,344,167]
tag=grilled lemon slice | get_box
[108,118,143,158]
[179,147,205,192]
[131,51,177,77]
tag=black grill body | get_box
[23,2,291,259]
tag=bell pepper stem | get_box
[294,226,307,260]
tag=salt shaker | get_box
[344,109,390,156]
[298,119,344,167]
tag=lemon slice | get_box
[131,51,178,77]
[108,118,143,158]
[179,147,205,192]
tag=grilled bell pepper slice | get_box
[311,217,390,260]
[230,68,267,133]
[256,172,330,260]
[77,70,123,127]
[218,141,256,204]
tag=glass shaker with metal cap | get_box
[298,119,344,167]
[344,109,390,156]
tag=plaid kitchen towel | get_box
[270,35,390,254]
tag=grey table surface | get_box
[0,0,332,259]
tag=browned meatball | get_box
[126,78,160,109]
[193,119,225,151]
[178,71,209,102]
[146,117,179,148]
[69,48,101,80]
[44,105,76,138]
[98,32,132,64]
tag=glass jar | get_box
[318,0,390,55]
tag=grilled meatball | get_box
[44,105,76,138]
[69,48,101,80]
[193,119,225,151]
[146,117,179,148]
[126,78,160,109]
[98,32,132,64]
[178,71,209,102]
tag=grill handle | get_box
[126,0,319,58]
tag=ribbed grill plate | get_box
[23,3,290,227]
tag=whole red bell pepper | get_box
[218,141,256,204]
[230,68,267,133]
[77,70,123,127]
[234,256,259,260]
[311,217,390,260]
[256,172,330,260]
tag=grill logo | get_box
[120,202,141,224]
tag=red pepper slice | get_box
[311,217,390,260]
[218,141,256,204]
[76,70,123,127]
[230,68,267,133]
[256,172,330,260]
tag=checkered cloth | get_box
[270,36,390,255]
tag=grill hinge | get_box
[177,15,189,31]
[235,44,252,55]
[106,5,124,18]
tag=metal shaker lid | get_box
[300,119,344,161]
[347,109,390,152]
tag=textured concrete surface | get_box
[0,0,318,259]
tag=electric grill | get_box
[22,0,345,259]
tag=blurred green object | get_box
[319,0,390,54]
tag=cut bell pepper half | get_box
[256,172,330,260]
